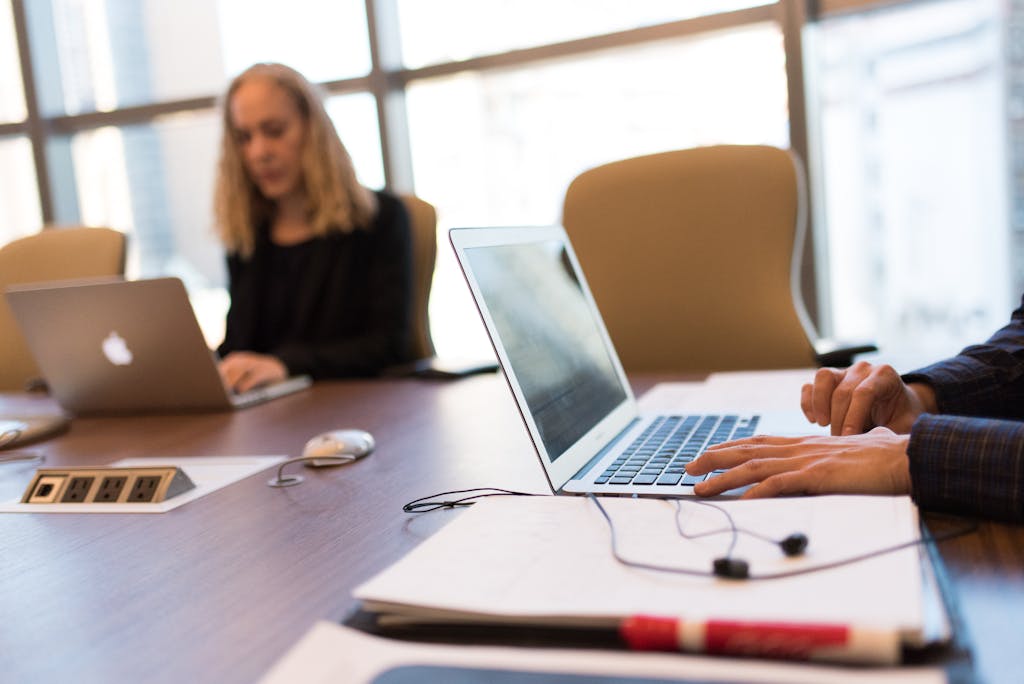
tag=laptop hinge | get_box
[569,417,641,482]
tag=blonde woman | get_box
[214,63,412,392]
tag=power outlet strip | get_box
[21,466,196,504]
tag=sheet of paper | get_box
[638,369,829,437]
[639,369,819,414]
[354,494,923,632]
[260,621,945,684]
[0,455,285,513]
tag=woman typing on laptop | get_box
[213,63,412,393]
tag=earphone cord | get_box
[673,499,790,555]
[403,487,543,513]
[588,494,724,579]
[588,493,978,581]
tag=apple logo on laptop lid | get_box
[101,331,133,366]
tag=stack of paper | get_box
[355,494,927,638]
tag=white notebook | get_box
[356,495,928,636]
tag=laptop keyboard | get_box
[593,414,758,487]
[230,375,313,408]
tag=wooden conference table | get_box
[1,374,1022,683]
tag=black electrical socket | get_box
[61,476,94,502]
[96,476,127,502]
[128,475,161,502]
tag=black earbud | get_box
[712,557,750,579]
[779,532,809,557]
[712,532,808,579]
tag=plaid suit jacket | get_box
[903,294,1024,521]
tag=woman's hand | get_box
[684,428,912,499]
[218,351,287,393]
[801,361,937,435]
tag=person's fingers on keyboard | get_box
[691,452,809,497]
[218,352,286,393]
[800,382,815,423]
[233,355,287,393]
[218,356,248,391]
[808,367,844,427]
[693,429,912,499]
[689,435,805,475]
[827,362,875,435]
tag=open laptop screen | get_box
[464,240,627,460]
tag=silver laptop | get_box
[450,225,817,497]
[6,277,311,415]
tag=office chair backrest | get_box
[562,145,816,373]
[0,226,127,390]
[399,195,437,361]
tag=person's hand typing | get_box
[800,361,937,436]
[218,351,287,393]
[684,428,912,499]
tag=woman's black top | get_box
[217,190,413,378]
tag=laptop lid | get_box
[450,226,641,493]
[7,277,238,414]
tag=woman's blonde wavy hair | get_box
[214,63,377,257]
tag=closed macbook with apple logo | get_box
[102,331,134,367]
[5,277,310,414]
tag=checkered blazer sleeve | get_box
[908,413,1024,521]
[902,294,1024,420]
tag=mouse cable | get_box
[402,487,547,513]
[588,493,978,581]
[0,450,44,467]
[267,456,356,488]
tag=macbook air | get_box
[6,277,311,415]
[450,225,820,497]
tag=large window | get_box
[0,0,39,241]
[0,136,42,242]
[0,0,25,122]
[29,0,370,115]
[809,0,1011,367]
[396,1,773,68]
[4,0,1020,366]
[408,24,789,357]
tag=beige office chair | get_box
[399,194,437,361]
[0,226,127,390]
[562,145,872,373]
[393,195,499,379]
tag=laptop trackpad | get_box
[756,411,830,438]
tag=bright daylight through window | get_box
[1,0,1018,366]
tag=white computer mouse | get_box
[301,429,375,467]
